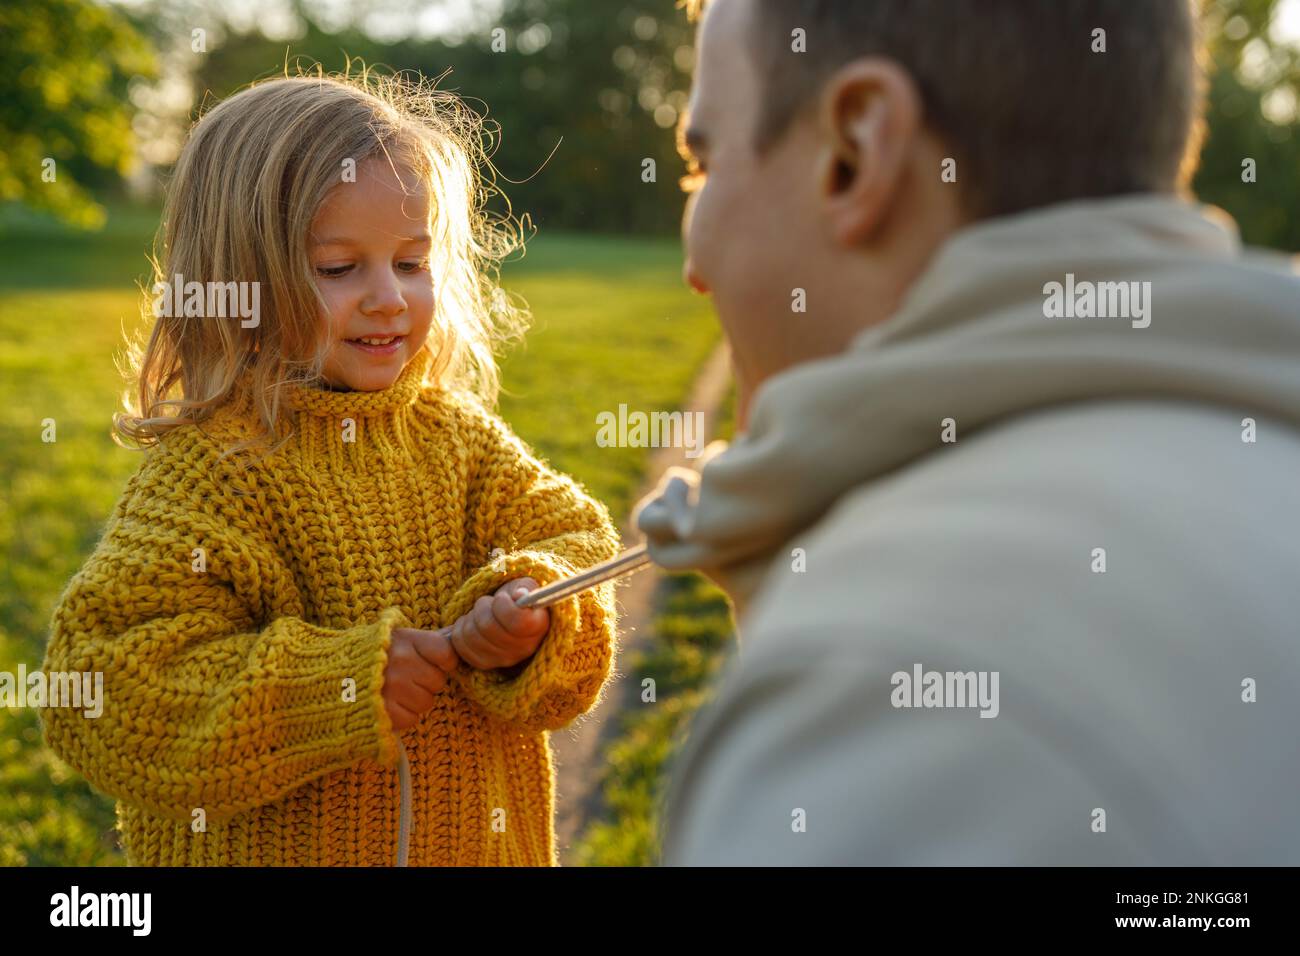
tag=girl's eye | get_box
[314,258,428,278]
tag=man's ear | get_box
[816,59,922,246]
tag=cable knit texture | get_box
[41,347,621,866]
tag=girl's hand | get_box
[383,627,460,733]
[449,577,551,672]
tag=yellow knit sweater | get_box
[41,348,621,866]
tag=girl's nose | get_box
[362,278,407,316]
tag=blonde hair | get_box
[114,64,528,465]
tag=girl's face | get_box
[310,156,436,391]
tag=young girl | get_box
[40,70,621,866]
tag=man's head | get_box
[680,0,1205,425]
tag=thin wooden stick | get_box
[514,544,653,609]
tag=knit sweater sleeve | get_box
[39,434,408,824]
[443,401,621,733]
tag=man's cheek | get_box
[682,196,707,283]
[681,190,698,245]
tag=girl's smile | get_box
[346,333,408,356]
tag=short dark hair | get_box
[688,0,1206,220]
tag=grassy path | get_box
[551,341,733,864]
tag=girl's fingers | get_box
[496,599,549,641]
[405,664,445,699]
[492,580,549,637]
[447,582,549,671]
[387,699,418,732]
[413,628,460,674]
[473,594,514,649]
[451,600,500,669]
[504,577,540,600]
[394,679,436,715]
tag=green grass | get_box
[498,234,721,520]
[572,571,736,866]
[0,203,719,865]
[571,384,738,866]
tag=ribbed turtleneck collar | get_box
[279,347,433,418]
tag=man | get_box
[635,0,1300,864]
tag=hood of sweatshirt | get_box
[633,193,1300,610]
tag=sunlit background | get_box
[0,0,1296,868]
[5,0,1299,243]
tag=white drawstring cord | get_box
[396,737,411,867]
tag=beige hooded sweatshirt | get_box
[635,195,1300,864]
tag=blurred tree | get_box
[467,0,697,233]
[167,0,694,234]
[173,0,1297,246]
[1195,0,1300,249]
[19,0,1293,246]
[0,0,157,228]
